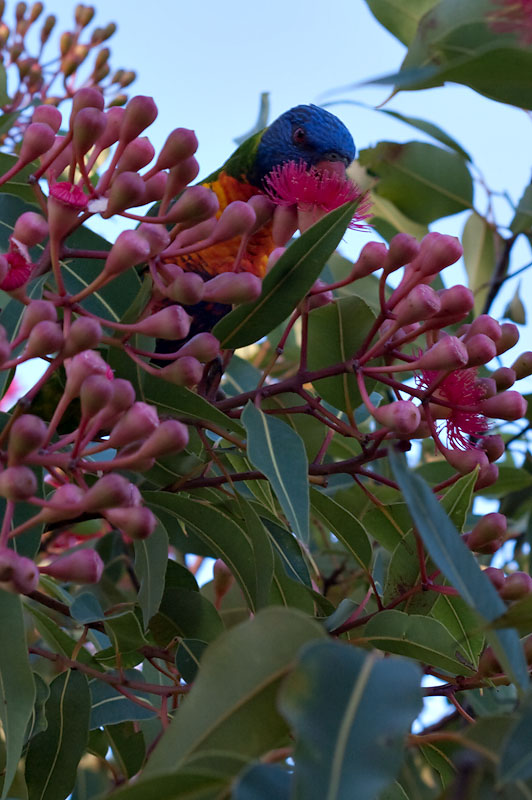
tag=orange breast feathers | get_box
[174,172,275,279]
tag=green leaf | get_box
[25,670,90,800]
[462,212,499,316]
[175,639,209,683]
[261,517,312,588]
[93,772,227,800]
[149,587,223,647]
[0,155,40,204]
[144,608,325,777]
[233,763,292,799]
[363,0,439,45]
[368,194,428,242]
[359,141,473,224]
[431,593,484,670]
[306,295,377,414]
[491,594,532,636]
[364,609,476,674]
[105,721,145,779]
[212,201,359,348]
[145,492,258,610]
[89,671,158,728]
[134,521,169,628]
[504,284,527,326]
[499,691,532,784]
[242,402,309,543]
[310,488,372,570]
[440,470,477,532]
[278,640,423,800]
[0,67,10,105]
[362,502,410,551]
[0,593,35,800]
[25,673,50,746]
[511,183,532,235]
[100,611,148,666]
[389,449,529,689]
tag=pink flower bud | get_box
[272,205,298,246]
[165,156,200,198]
[160,356,203,386]
[24,320,64,357]
[65,350,109,398]
[42,137,74,181]
[266,247,286,273]
[476,434,505,462]
[83,474,136,511]
[173,332,220,362]
[72,107,106,156]
[499,571,532,602]
[71,87,105,116]
[492,367,516,391]
[414,336,468,371]
[247,194,275,234]
[166,269,205,305]
[105,378,135,417]
[19,300,57,340]
[103,230,150,276]
[32,105,62,132]
[47,182,88,239]
[435,286,474,318]
[483,567,506,590]
[412,232,463,277]
[467,314,502,343]
[0,255,8,286]
[134,419,189,459]
[0,549,39,594]
[104,506,157,539]
[202,272,262,305]
[40,549,104,583]
[383,233,420,274]
[479,391,527,421]
[143,171,168,203]
[152,128,198,171]
[478,646,501,677]
[134,306,191,339]
[511,351,532,380]
[8,414,47,464]
[41,483,86,522]
[105,171,146,215]
[97,106,125,149]
[116,136,155,174]
[19,122,55,163]
[306,279,333,310]
[496,323,519,355]
[108,402,159,448]
[373,401,421,436]
[443,447,489,475]
[62,316,102,358]
[13,211,48,246]
[467,513,507,554]
[80,374,114,418]
[394,284,441,326]
[119,95,158,144]
[136,223,170,257]
[0,465,37,500]
[465,333,497,367]
[167,185,219,227]
[350,241,388,279]
[172,219,217,250]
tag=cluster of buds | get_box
[0,2,135,151]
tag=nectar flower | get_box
[418,367,489,450]
[263,160,372,231]
[49,181,88,210]
[0,251,33,290]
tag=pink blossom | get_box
[263,160,372,231]
[0,252,33,290]
[418,367,489,450]
[49,181,88,210]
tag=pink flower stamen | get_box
[49,181,89,210]
[418,367,489,450]
[263,160,372,231]
[0,252,33,290]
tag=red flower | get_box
[49,181,88,210]
[263,160,372,231]
[0,251,33,290]
[418,367,489,450]
[487,0,532,44]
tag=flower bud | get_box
[134,419,189,459]
[8,414,47,464]
[18,299,57,340]
[435,285,474,319]
[167,185,219,227]
[247,194,275,234]
[476,434,505,463]
[165,269,205,305]
[272,205,298,246]
[467,314,502,343]
[83,474,136,511]
[479,391,527,421]
[42,137,73,181]
[483,566,506,590]
[443,447,488,475]
[202,272,262,305]
[383,233,420,274]
[105,378,135,418]
[119,95,158,144]
[105,171,146,215]
[160,356,203,386]
[63,316,102,358]
[496,323,519,355]
[499,571,532,602]
[40,549,104,584]
[492,367,516,391]
[136,223,170,257]
[0,549,39,594]
[97,106,125,149]
[134,305,191,339]
[173,332,220,362]
[465,333,497,367]
[47,182,88,239]
[41,483,85,522]
[266,247,286,273]
[19,122,55,164]
[0,465,37,500]
[116,136,155,173]
[394,284,441,326]
[13,211,48,246]
[24,320,63,357]
[80,374,113,418]
[104,506,157,539]
[511,351,532,380]
[103,230,150,276]
[65,350,109,398]
[71,88,105,116]
[172,219,217,250]
[306,279,333,310]
[107,402,159,448]
[373,401,421,436]
[477,646,501,677]
[164,156,200,199]
[467,513,507,554]
[72,106,106,157]
[412,232,462,277]
[152,128,198,171]
[414,336,468,371]
[143,171,168,203]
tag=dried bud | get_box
[202,272,262,305]
[83,474,136,511]
[40,14,55,43]
[499,572,532,602]
[40,549,103,584]
[465,333,497,367]
[103,230,150,276]
[8,414,47,464]
[0,549,39,594]
[116,136,155,173]
[62,316,102,358]
[0,465,37,500]
[24,320,64,357]
[165,269,205,305]
[134,306,191,339]
[13,211,48,246]
[414,336,468,371]
[160,356,203,387]
[394,284,441,326]
[119,95,158,144]
[511,351,532,380]
[107,402,159,448]
[372,401,421,436]
[32,105,61,132]
[74,4,95,27]
[104,506,157,540]
[479,391,527,421]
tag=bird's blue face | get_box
[252,104,356,186]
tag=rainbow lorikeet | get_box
[157,104,356,349]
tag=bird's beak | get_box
[314,158,349,178]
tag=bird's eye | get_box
[292,127,306,145]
